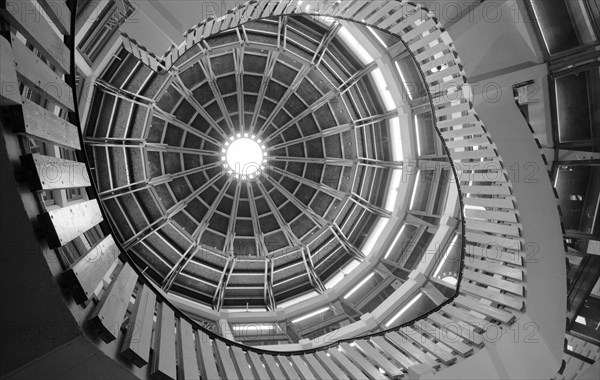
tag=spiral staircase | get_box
[0,1,597,379]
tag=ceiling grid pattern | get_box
[84,2,467,345]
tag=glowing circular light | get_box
[225,136,265,178]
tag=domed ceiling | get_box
[85,13,461,331]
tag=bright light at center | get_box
[224,135,266,179]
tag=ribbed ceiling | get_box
[85,15,449,315]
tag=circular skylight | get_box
[223,134,266,179]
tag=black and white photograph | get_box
[0,0,598,379]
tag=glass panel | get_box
[555,66,600,143]
[410,170,435,212]
[403,230,434,270]
[368,26,402,48]
[415,111,436,156]
[384,224,418,262]
[432,169,451,215]
[395,56,427,101]
[531,0,597,55]
[555,165,600,235]
[432,233,462,286]
[392,294,436,326]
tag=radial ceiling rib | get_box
[256,177,326,294]
[152,106,226,148]
[254,21,340,136]
[254,180,302,248]
[169,73,233,139]
[313,21,342,66]
[121,173,224,249]
[249,50,280,136]
[263,61,378,143]
[191,177,235,243]
[262,172,328,228]
[146,161,222,186]
[356,157,406,169]
[265,259,276,310]
[254,18,297,134]
[270,156,356,166]
[262,90,339,144]
[301,245,327,293]
[198,55,237,135]
[98,161,221,201]
[270,165,391,218]
[145,143,221,156]
[222,181,242,256]
[267,110,398,151]
[248,17,287,136]
[349,193,392,218]
[246,182,270,257]
[213,258,236,310]
[85,139,220,157]
[263,172,367,262]
[258,64,308,134]
[331,223,366,262]
[98,181,150,201]
[270,165,339,195]
[161,244,200,292]
[234,45,245,132]
[270,155,403,172]
[95,77,155,105]
[122,216,169,250]
[269,123,355,150]
[84,137,145,145]
[278,15,288,47]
